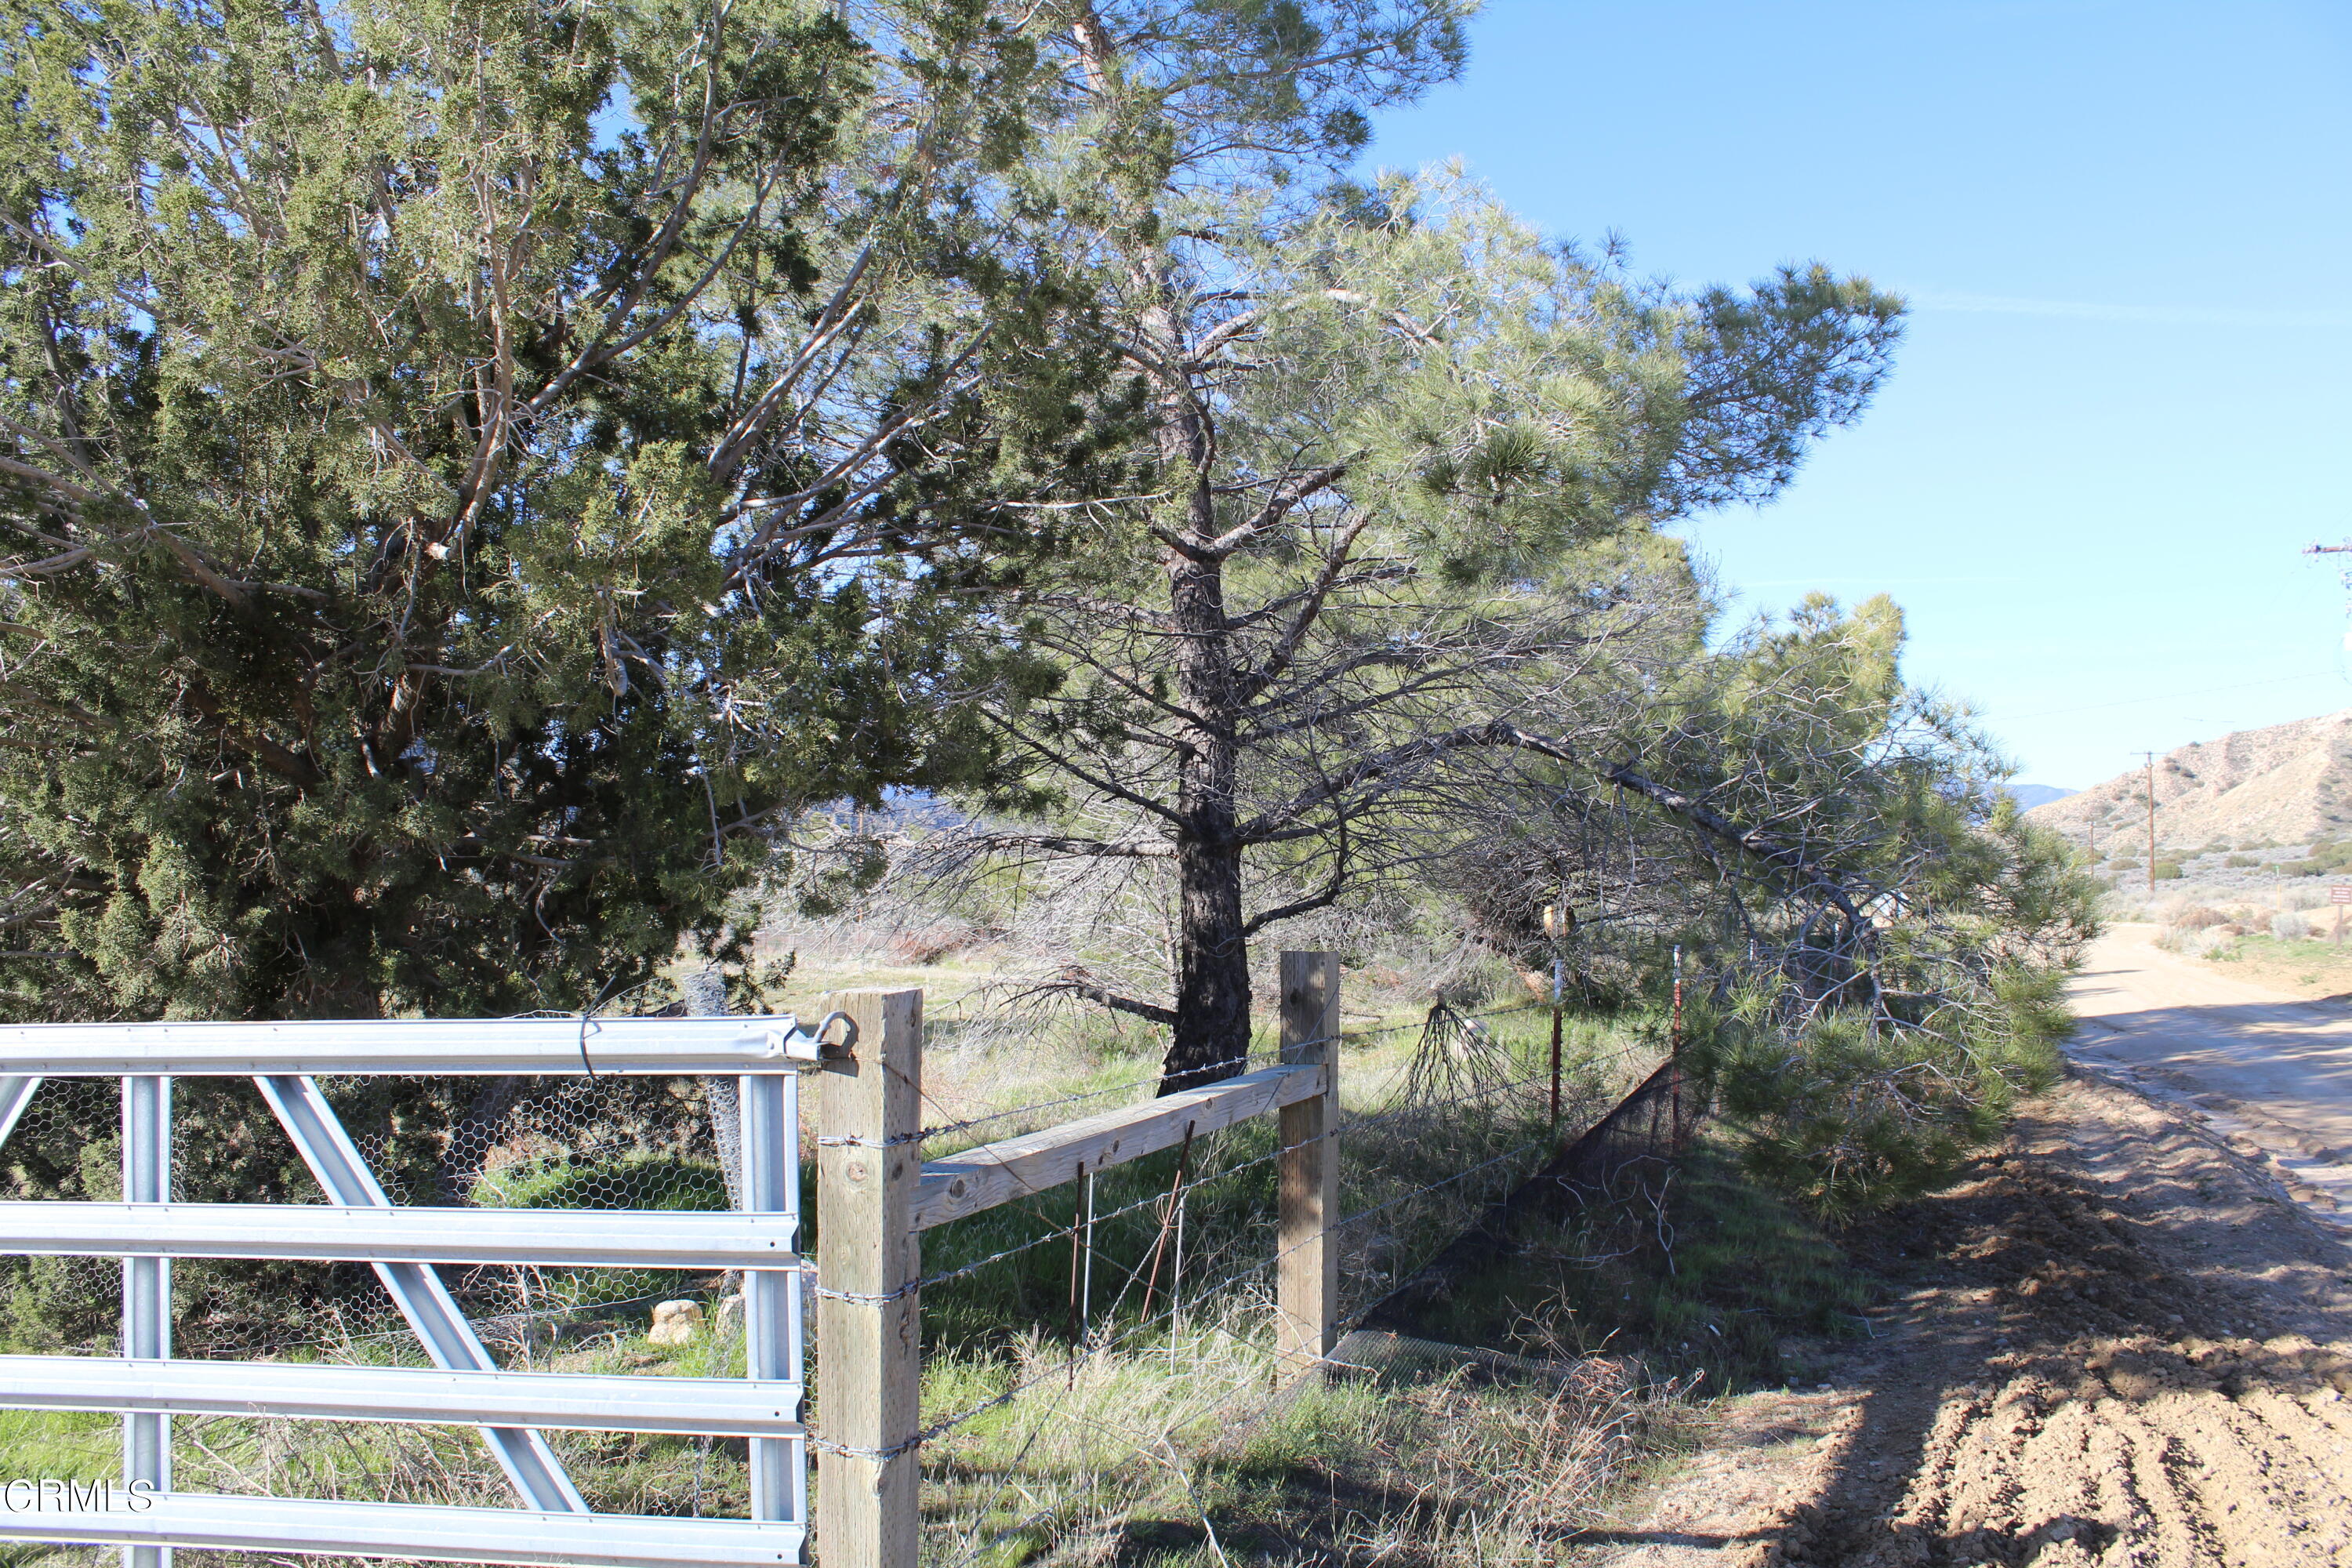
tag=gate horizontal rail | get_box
[0,1494,805,1567]
[0,1014,821,1076]
[0,1356,803,1437]
[0,1201,801,1267]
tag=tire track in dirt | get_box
[1590,1075,2352,1567]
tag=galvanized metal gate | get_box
[0,1014,827,1567]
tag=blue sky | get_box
[1362,0,2352,790]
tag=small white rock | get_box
[647,1299,706,1346]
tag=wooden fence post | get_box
[817,988,923,1568]
[1275,951,1339,1374]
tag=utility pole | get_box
[2140,751,2158,892]
[2304,539,2352,640]
[2303,539,2352,574]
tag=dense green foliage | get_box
[1437,590,2100,1215]
[0,0,2092,1241]
[0,0,1087,1020]
[1688,963,2071,1219]
[1657,602,2096,1214]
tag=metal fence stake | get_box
[815,988,922,1568]
[1549,959,1566,1128]
[1080,1166,1094,1331]
[1067,1160,1087,1361]
[1275,952,1339,1374]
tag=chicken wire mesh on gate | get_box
[0,1069,762,1363]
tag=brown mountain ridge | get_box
[2023,708,2352,853]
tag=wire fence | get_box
[905,1001,1696,1566]
[0,988,1702,1556]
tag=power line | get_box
[2004,671,2336,723]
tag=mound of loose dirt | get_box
[1595,1075,2352,1567]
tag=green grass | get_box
[918,1308,1690,1568]
[471,1152,731,1212]
[0,1409,115,1485]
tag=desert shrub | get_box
[2280,884,2328,911]
[2171,906,2228,931]
[2271,912,2314,941]
[2155,926,2233,959]
[2225,854,2259,868]
[884,923,985,966]
[2152,861,2183,880]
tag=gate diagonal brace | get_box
[0,1074,38,1149]
[253,1075,588,1515]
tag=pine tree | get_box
[943,0,1903,1084]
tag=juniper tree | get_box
[0,0,1094,1021]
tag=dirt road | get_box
[1583,943,2352,1566]
[2071,924,2352,1223]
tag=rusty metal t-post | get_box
[1275,952,1339,1374]
[1548,958,1565,1127]
[816,988,922,1568]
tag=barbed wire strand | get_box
[911,994,1573,1150]
[913,1082,1624,1443]
[912,1044,1294,1149]
[913,1044,1661,1292]
[928,1148,1548,1568]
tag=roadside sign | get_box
[2331,886,2352,905]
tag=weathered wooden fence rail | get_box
[813,951,1343,1568]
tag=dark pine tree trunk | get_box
[1160,515,1252,1092]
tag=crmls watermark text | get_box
[2,1479,157,1512]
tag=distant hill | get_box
[2024,709,2352,852]
[2006,784,2078,811]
